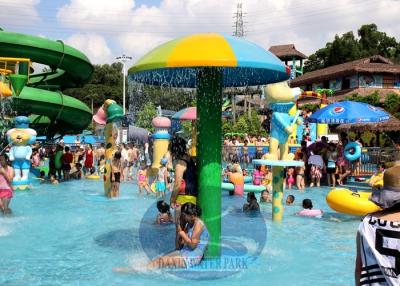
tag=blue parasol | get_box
[308,101,390,124]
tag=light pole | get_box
[116,54,132,115]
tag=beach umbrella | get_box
[172,106,196,120]
[307,101,390,124]
[129,33,289,255]
[172,107,197,156]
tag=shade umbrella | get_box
[308,101,390,124]
[336,115,400,132]
[129,33,289,256]
[172,107,197,156]
[172,106,196,120]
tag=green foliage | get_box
[180,120,193,140]
[305,24,400,72]
[233,116,248,132]
[135,102,157,132]
[345,91,381,106]
[225,110,265,136]
[299,103,319,112]
[384,93,400,118]
[133,85,196,113]
[63,62,123,108]
[222,120,233,135]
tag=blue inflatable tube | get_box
[244,176,252,184]
[221,182,266,193]
[344,142,361,161]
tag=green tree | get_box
[245,110,263,135]
[346,91,381,106]
[222,119,233,135]
[233,116,248,133]
[384,93,400,118]
[305,24,400,72]
[358,24,398,59]
[135,102,157,132]
[63,62,123,108]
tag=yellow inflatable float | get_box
[326,188,381,216]
[87,175,100,180]
[366,173,384,189]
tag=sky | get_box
[0,0,399,66]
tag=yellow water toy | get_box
[87,175,100,180]
[326,188,381,216]
[92,99,124,198]
[151,116,171,171]
[366,173,384,189]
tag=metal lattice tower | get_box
[233,3,245,37]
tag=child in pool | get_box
[286,194,295,205]
[260,190,272,203]
[156,200,173,225]
[50,174,59,185]
[297,198,323,217]
[286,167,295,189]
[110,151,122,197]
[154,158,169,200]
[243,192,260,211]
[97,155,106,175]
[38,170,46,182]
[137,161,151,195]
[252,165,264,186]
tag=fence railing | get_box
[222,145,400,176]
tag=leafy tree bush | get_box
[135,102,157,132]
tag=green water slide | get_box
[0,30,94,136]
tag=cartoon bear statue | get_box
[6,116,37,190]
[262,81,302,161]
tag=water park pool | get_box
[0,179,359,286]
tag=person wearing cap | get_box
[154,157,169,200]
[355,164,400,286]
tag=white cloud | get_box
[0,0,41,27]
[64,33,113,64]
[54,0,400,64]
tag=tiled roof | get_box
[291,55,400,87]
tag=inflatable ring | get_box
[87,175,100,180]
[221,183,266,193]
[326,188,381,216]
[344,142,361,161]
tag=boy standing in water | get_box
[110,151,122,197]
[155,158,169,200]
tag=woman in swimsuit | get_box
[114,203,209,272]
[149,203,209,269]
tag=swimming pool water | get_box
[0,179,359,285]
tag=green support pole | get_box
[272,166,285,222]
[197,67,222,257]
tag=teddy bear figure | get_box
[6,116,37,186]
[262,81,302,161]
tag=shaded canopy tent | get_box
[128,33,289,256]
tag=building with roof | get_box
[290,55,400,101]
[269,44,307,79]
